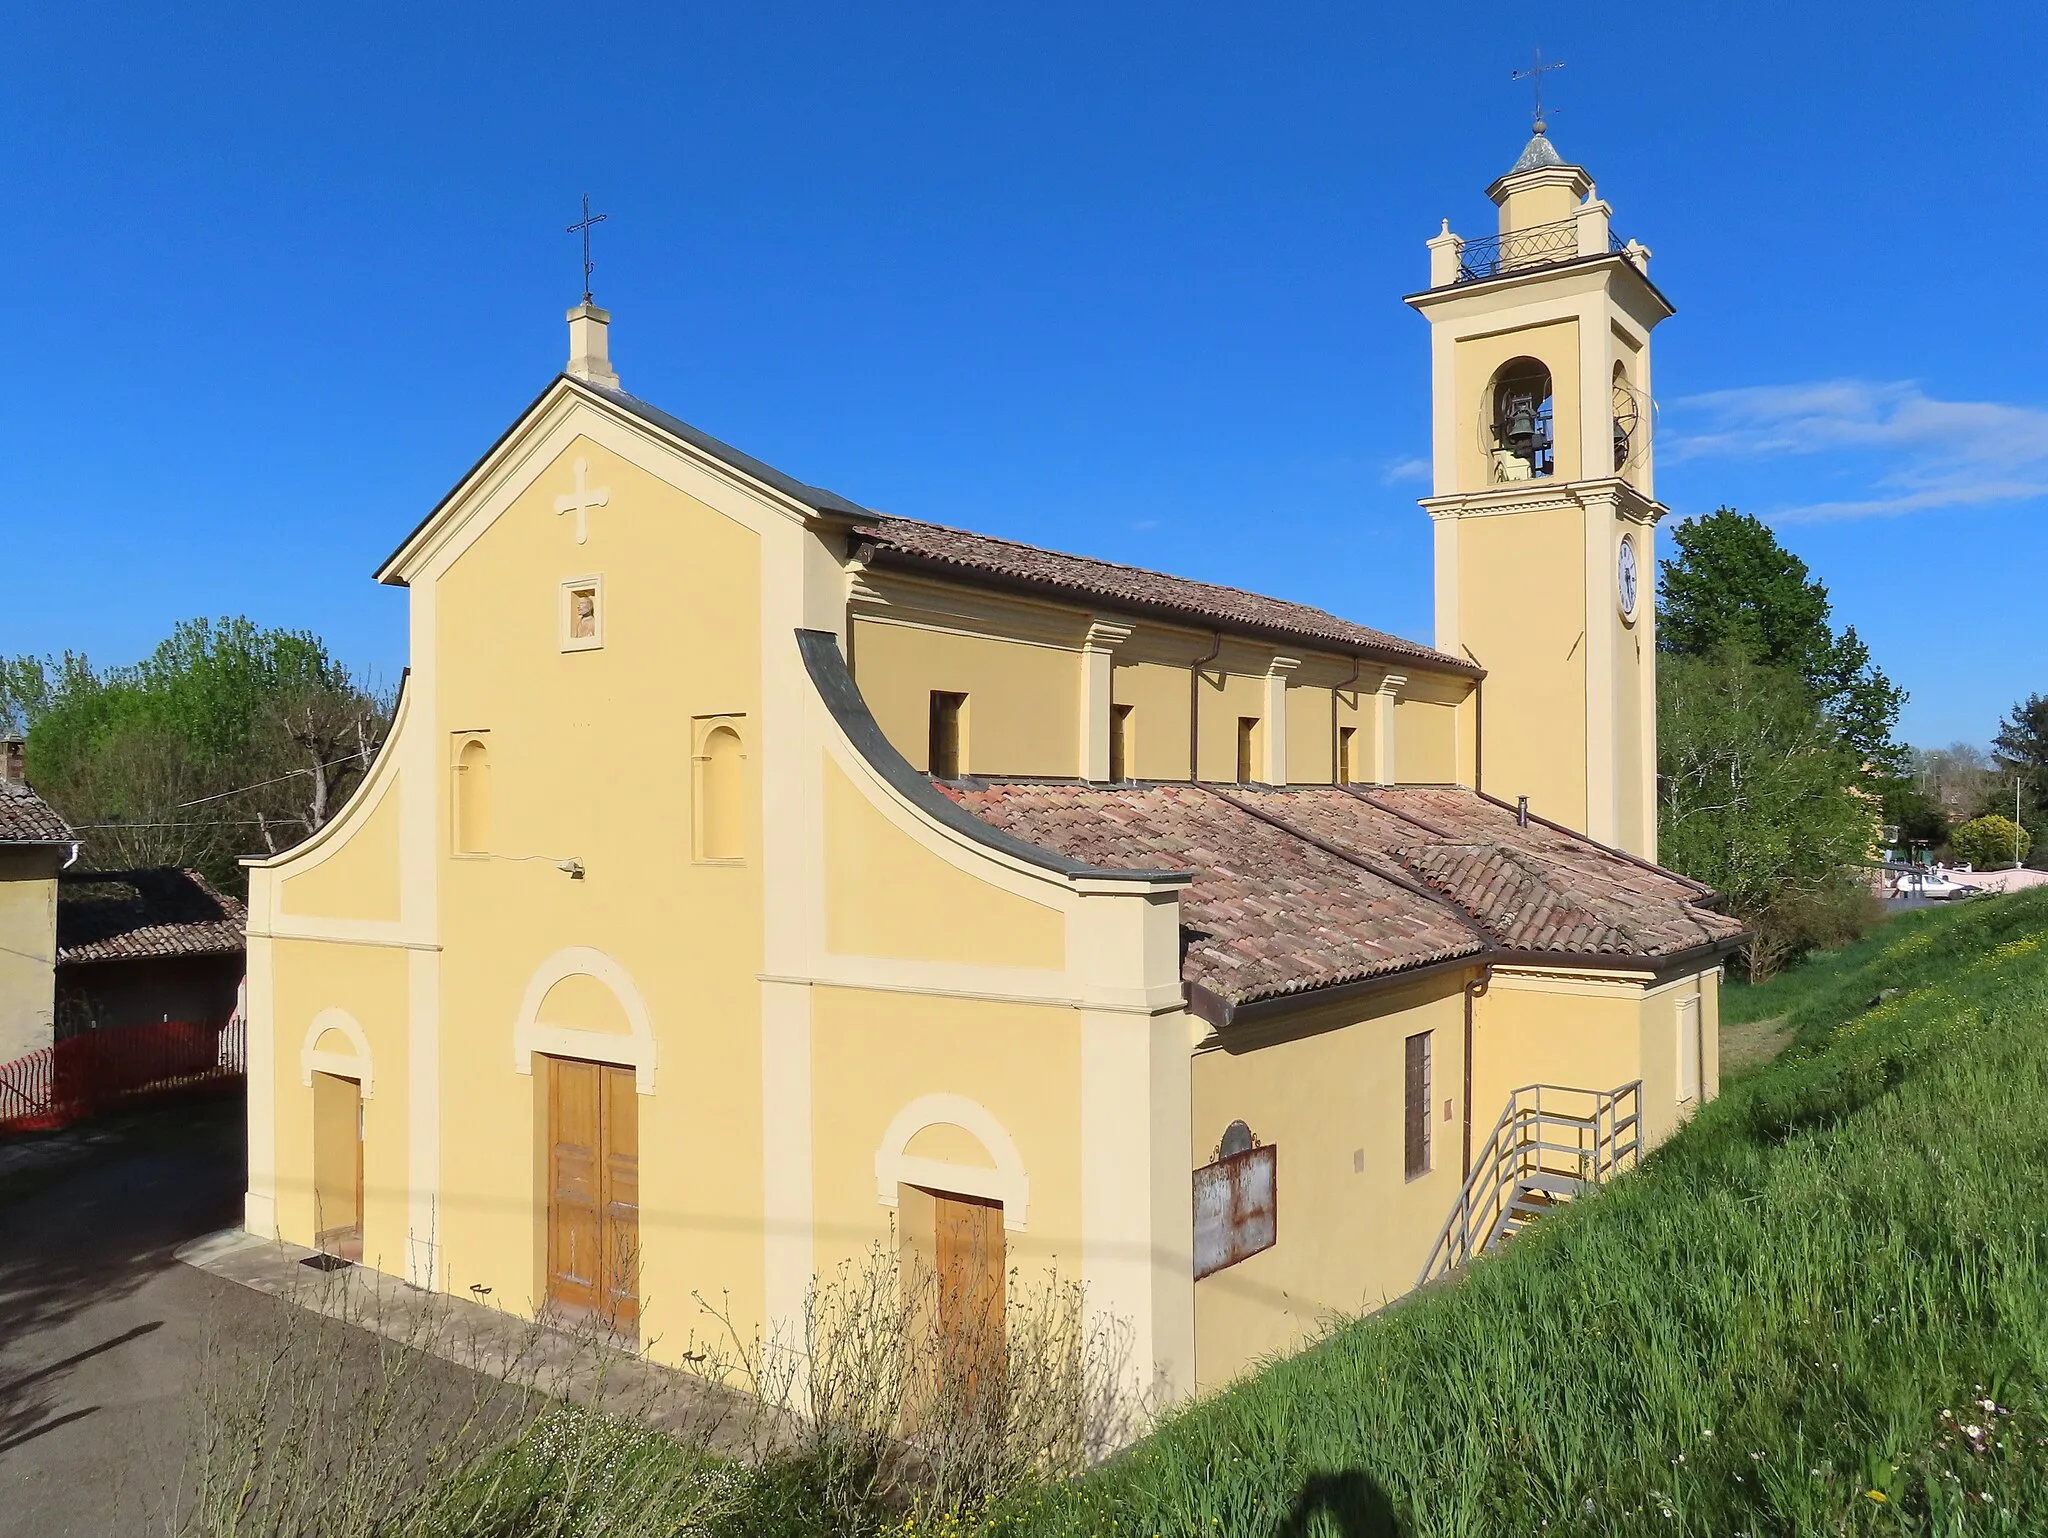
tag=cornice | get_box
[1422,478,1668,527]
[1404,250,1675,321]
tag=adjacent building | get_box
[55,867,247,1036]
[0,738,76,1064]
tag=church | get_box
[241,128,1743,1409]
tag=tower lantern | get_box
[1406,127,1672,860]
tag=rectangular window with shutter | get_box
[1404,1031,1431,1179]
[928,691,967,779]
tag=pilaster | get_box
[405,946,441,1287]
[1075,877,1199,1417]
[1373,673,1407,785]
[760,978,816,1371]
[243,931,277,1237]
[1580,486,1619,846]
[1079,620,1134,782]
[1263,656,1300,785]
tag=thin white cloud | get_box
[1664,380,2048,521]
[1380,456,1432,485]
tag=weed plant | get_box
[172,1270,741,1537]
[183,892,2048,1535]
[175,1237,1130,1537]
[984,888,2048,1536]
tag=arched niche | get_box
[695,719,747,863]
[456,737,491,854]
[512,946,657,1093]
[1486,356,1554,482]
[299,1007,375,1098]
[873,1093,1030,1232]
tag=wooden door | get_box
[546,1058,639,1334]
[601,1065,640,1331]
[933,1192,1004,1389]
[313,1071,363,1262]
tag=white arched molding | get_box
[512,946,658,1094]
[300,1008,375,1098]
[874,1093,1029,1232]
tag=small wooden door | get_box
[546,1058,639,1335]
[312,1071,364,1262]
[933,1192,1004,1387]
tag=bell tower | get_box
[1406,126,1672,859]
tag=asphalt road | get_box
[0,1096,255,1537]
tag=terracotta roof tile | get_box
[0,781,73,843]
[940,780,1742,1021]
[57,868,247,964]
[938,782,1485,1010]
[861,517,1477,674]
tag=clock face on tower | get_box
[1617,536,1640,622]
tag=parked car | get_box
[1895,868,1980,901]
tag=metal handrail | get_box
[1417,1080,1643,1286]
[1455,219,1635,284]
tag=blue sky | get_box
[3,2,2041,748]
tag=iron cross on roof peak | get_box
[567,192,609,304]
[1511,47,1565,135]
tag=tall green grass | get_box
[990,888,2048,1537]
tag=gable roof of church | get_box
[584,381,1476,674]
[392,376,1473,675]
[852,516,1478,674]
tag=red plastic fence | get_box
[0,1016,244,1135]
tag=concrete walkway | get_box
[0,1096,768,1537]
[0,1096,254,1537]
[178,1228,758,1453]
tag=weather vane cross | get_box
[1511,47,1565,132]
[567,192,608,304]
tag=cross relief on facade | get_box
[554,456,611,545]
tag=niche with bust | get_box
[560,575,604,652]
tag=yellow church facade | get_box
[242,134,1743,1406]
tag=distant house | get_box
[55,869,247,1037]
[0,736,76,1063]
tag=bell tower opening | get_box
[1488,358,1554,483]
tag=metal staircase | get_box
[1417,1081,1643,1287]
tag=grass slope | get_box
[992,889,2048,1537]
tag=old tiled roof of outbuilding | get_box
[57,869,248,965]
[0,780,74,844]
[857,516,1478,675]
[941,779,1743,1024]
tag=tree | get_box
[1878,772,1948,854]
[1949,815,2031,871]
[1659,650,1878,981]
[1913,743,2003,826]
[1659,508,1905,769]
[1,617,391,890]
[1993,693,2048,804]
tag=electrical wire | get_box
[174,751,380,809]
[67,818,283,830]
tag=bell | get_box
[1503,405,1537,453]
